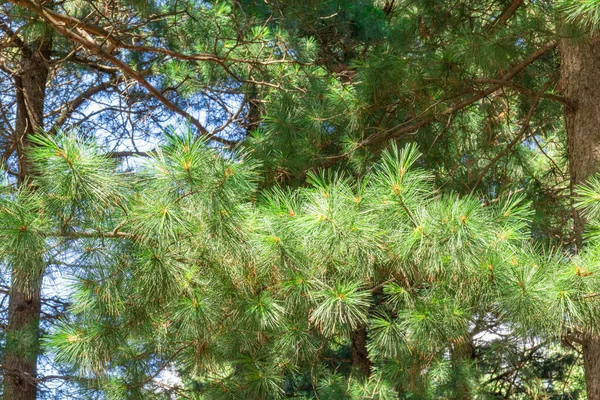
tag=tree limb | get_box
[473,78,572,107]
[488,0,525,32]
[50,76,125,132]
[360,41,558,148]
[8,0,238,146]
[469,84,546,194]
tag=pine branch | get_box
[8,0,237,146]
[483,341,545,385]
[320,41,558,170]
[47,230,133,239]
[472,78,572,107]
[487,0,525,32]
[8,0,309,76]
[470,83,547,194]
[129,342,195,389]
[360,41,557,146]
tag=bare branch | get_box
[488,0,525,32]
[50,76,125,132]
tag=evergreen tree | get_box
[4,0,600,398]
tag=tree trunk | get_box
[584,337,600,400]
[4,32,51,400]
[4,270,43,400]
[450,337,476,399]
[560,34,600,400]
[350,327,371,377]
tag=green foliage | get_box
[0,132,581,397]
[2,0,594,398]
[559,0,600,31]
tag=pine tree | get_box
[0,1,311,397]
[5,0,600,398]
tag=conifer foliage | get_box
[5,0,600,398]
[0,133,590,398]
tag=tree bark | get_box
[350,327,371,377]
[4,30,51,400]
[584,337,600,400]
[4,270,43,400]
[560,34,600,400]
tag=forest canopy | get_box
[2,0,600,399]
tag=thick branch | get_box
[0,18,28,54]
[70,56,120,74]
[108,150,154,158]
[488,0,525,32]
[46,230,132,239]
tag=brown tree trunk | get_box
[584,338,600,400]
[4,270,43,400]
[560,34,600,400]
[4,32,51,400]
[350,327,371,377]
